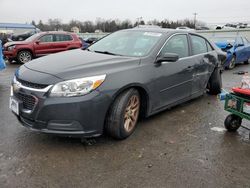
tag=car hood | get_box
[24,49,141,81]
[4,41,29,47]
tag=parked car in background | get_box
[211,36,250,69]
[3,31,82,63]
[176,26,195,31]
[85,37,99,44]
[11,31,38,41]
[78,36,90,50]
[10,28,226,139]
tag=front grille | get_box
[17,77,48,89]
[16,93,36,110]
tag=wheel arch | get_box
[107,83,151,119]
[17,48,34,57]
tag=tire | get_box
[224,114,242,132]
[228,56,236,69]
[207,67,222,95]
[105,89,140,140]
[244,59,249,64]
[17,50,32,64]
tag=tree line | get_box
[32,18,199,33]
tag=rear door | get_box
[34,34,54,56]
[189,34,216,95]
[153,34,195,109]
[52,34,73,53]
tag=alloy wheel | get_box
[124,95,140,132]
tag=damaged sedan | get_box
[10,28,226,140]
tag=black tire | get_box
[228,56,236,69]
[207,67,222,95]
[105,89,140,140]
[244,59,249,64]
[17,50,32,64]
[224,114,242,132]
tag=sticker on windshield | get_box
[143,32,162,37]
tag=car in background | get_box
[10,28,226,139]
[85,37,99,44]
[176,26,195,31]
[211,36,250,69]
[78,36,90,50]
[3,31,82,63]
[11,31,38,41]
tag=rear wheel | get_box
[244,59,249,64]
[207,67,222,95]
[224,114,242,132]
[105,89,140,140]
[228,56,236,69]
[17,50,32,64]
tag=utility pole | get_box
[193,13,198,29]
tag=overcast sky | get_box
[1,0,250,24]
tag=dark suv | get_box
[4,31,82,63]
[10,28,226,140]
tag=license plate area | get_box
[9,97,19,115]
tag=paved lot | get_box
[1,62,250,188]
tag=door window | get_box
[39,35,53,43]
[243,37,249,45]
[206,42,214,52]
[237,37,244,45]
[160,34,189,58]
[55,34,73,42]
[190,35,208,55]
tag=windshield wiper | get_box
[93,50,122,56]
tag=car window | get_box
[243,37,249,44]
[160,34,189,58]
[237,37,244,45]
[55,34,73,42]
[191,35,208,55]
[39,34,53,43]
[206,41,214,52]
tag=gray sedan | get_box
[10,28,226,139]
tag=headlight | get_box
[50,75,106,97]
[8,45,16,51]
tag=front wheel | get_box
[224,114,242,132]
[17,50,32,64]
[228,56,236,69]
[105,89,140,140]
[207,67,222,95]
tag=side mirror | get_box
[35,40,40,44]
[156,53,179,64]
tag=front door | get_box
[34,34,54,56]
[153,34,195,110]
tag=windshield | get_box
[25,33,41,42]
[211,37,236,44]
[88,30,163,57]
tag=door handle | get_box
[186,66,193,71]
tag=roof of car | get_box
[40,31,75,35]
[127,27,193,34]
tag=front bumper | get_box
[12,87,111,137]
[3,50,17,59]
